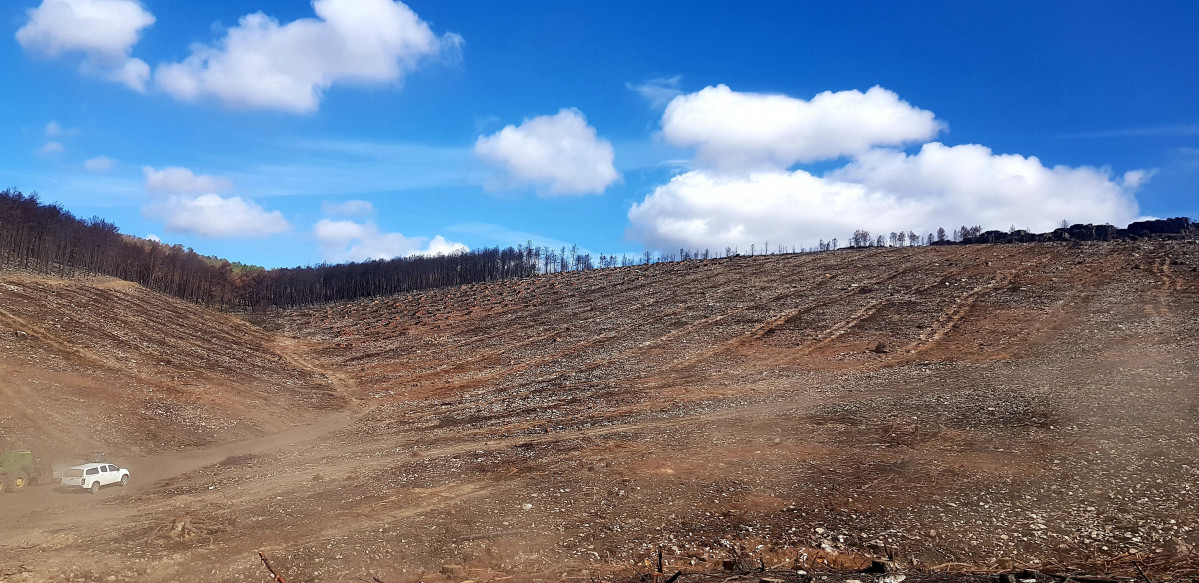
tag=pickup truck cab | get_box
[60,463,130,493]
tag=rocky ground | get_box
[0,241,1196,582]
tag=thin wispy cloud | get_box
[445,222,576,252]
[321,199,375,217]
[38,141,65,155]
[84,156,117,172]
[1176,147,1199,167]
[1063,124,1199,138]
[628,75,684,108]
[44,120,78,137]
[229,138,477,197]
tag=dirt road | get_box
[0,408,357,522]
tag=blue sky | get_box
[2,1,1196,268]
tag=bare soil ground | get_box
[1,241,1197,583]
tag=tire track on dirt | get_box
[660,254,919,370]
[754,246,1047,365]
[891,249,1052,355]
[269,336,354,397]
[900,273,1016,354]
[795,299,892,354]
[751,257,919,342]
[1148,255,1177,318]
[0,305,106,367]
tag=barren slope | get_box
[0,273,346,458]
[1,241,1197,583]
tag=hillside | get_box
[0,240,1197,583]
[0,272,346,457]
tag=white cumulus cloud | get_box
[84,155,116,171]
[16,0,155,91]
[103,56,151,91]
[628,85,1146,253]
[628,169,912,252]
[143,166,233,194]
[828,142,1140,231]
[475,108,619,196]
[661,84,944,171]
[154,0,460,113]
[145,194,290,238]
[314,219,467,262]
[629,147,1140,252]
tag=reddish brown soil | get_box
[1,241,1197,583]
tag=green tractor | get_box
[0,449,52,493]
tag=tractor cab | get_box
[0,448,52,493]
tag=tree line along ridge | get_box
[2,188,1194,311]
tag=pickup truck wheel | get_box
[11,474,26,493]
[90,481,100,494]
[120,475,129,487]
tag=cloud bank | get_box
[154,0,460,112]
[145,194,290,238]
[314,219,467,262]
[141,165,289,237]
[16,0,154,91]
[475,108,619,196]
[143,166,233,194]
[628,85,1144,252]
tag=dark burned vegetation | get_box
[0,188,538,310]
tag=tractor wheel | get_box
[11,473,27,493]
[120,475,129,487]
[90,481,100,494]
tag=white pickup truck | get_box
[60,463,130,493]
